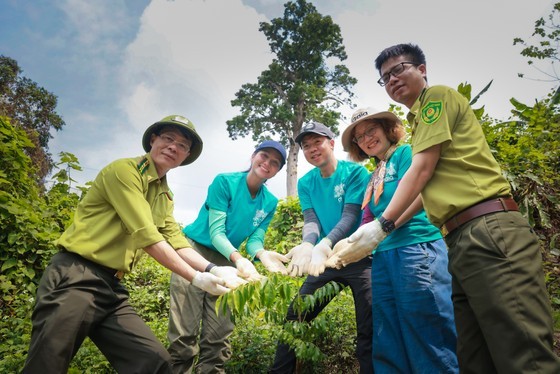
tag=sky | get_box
[1,0,557,225]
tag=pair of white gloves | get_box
[192,250,291,295]
[286,219,388,277]
[194,219,388,294]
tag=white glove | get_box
[256,250,289,275]
[285,242,313,277]
[235,257,264,281]
[324,237,349,269]
[308,238,332,277]
[336,219,386,266]
[209,265,248,289]
[191,271,230,296]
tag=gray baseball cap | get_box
[295,121,335,145]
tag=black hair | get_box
[374,43,426,72]
[157,125,193,141]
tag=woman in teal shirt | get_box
[341,108,458,374]
[167,140,288,374]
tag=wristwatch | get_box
[378,216,395,234]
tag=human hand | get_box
[308,238,332,277]
[235,257,264,281]
[209,265,248,289]
[191,271,230,296]
[285,242,313,277]
[325,238,350,269]
[336,219,385,266]
[256,250,289,275]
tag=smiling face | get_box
[353,120,391,159]
[380,55,427,109]
[300,133,335,169]
[250,148,283,180]
[149,127,192,177]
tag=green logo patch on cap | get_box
[420,101,443,125]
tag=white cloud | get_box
[115,0,283,224]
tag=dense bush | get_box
[0,116,74,372]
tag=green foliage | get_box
[513,2,560,79]
[481,93,560,237]
[0,116,86,372]
[0,56,66,180]
[220,274,358,373]
[0,116,56,309]
[264,195,304,254]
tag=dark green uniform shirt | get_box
[407,85,511,227]
[57,154,190,272]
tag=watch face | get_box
[379,216,395,233]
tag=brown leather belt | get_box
[443,197,518,234]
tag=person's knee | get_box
[123,346,172,374]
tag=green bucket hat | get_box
[142,115,203,165]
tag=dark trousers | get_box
[167,240,234,374]
[23,252,172,374]
[446,211,560,373]
[270,256,373,374]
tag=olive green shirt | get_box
[408,85,511,227]
[57,154,190,272]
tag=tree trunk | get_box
[286,141,299,196]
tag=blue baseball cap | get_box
[254,140,287,169]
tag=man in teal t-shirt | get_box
[270,122,373,374]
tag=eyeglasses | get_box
[353,124,380,145]
[377,62,419,87]
[158,134,190,153]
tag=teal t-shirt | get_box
[298,160,369,239]
[184,171,278,254]
[368,144,442,252]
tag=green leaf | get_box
[1,258,17,271]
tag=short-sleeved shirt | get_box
[184,171,278,258]
[408,85,511,227]
[298,159,369,238]
[57,154,189,272]
[368,145,442,252]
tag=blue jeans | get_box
[371,239,458,374]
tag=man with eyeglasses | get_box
[270,122,373,374]
[24,115,245,374]
[328,43,560,373]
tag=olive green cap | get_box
[142,115,203,165]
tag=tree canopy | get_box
[226,0,356,195]
[0,56,65,182]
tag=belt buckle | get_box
[114,270,125,281]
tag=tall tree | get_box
[226,0,356,196]
[513,2,560,84]
[0,56,65,182]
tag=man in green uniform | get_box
[24,115,244,374]
[329,44,560,373]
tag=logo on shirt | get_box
[384,163,397,182]
[334,183,345,203]
[420,101,443,125]
[253,209,267,227]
